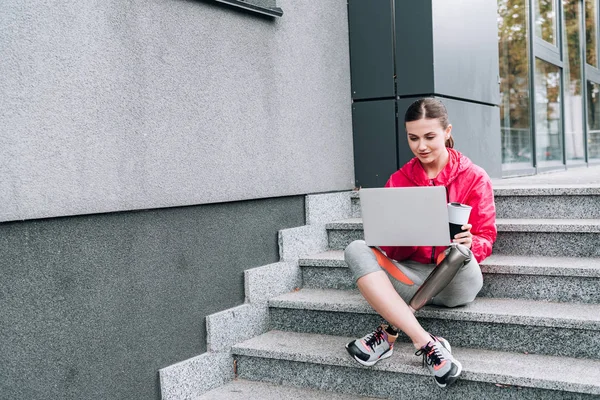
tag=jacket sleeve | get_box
[379,175,418,261]
[462,175,497,263]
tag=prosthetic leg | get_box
[408,243,471,311]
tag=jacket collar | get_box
[400,148,471,187]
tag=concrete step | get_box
[198,379,380,399]
[350,186,600,219]
[477,254,600,303]
[325,218,600,257]
[299,251,600,303]
[232,330,600,399]
[268,289,600,359]
[493,187,600,219]
[493,219,600,257]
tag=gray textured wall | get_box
[0,196,305,400]
[0,0,354,222]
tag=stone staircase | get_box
[194,185,600,399]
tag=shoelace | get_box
[364,327,385,351]
[415,342,443,367]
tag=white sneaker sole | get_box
[345,344,394,367]
[435,359,462,388]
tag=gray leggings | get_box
[344,240,483,307]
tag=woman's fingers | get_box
[453,224,473,248]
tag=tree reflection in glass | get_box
[534,59,563,165]
[586,0,597,66]
[498,0,532,169]
[587,81,600,159]
[535,0,556,45]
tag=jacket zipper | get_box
[430,179,436,264]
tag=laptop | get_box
[359,186,450,246]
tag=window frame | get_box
[528,0,568,172]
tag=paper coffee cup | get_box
[448,202,472,239]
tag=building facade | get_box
[499,0,600,175]
[3,0,598,399]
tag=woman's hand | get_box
[453,223,473,249]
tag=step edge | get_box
[231,331,600,395]
[268,292,600,330]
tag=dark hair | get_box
[404,98,454,148]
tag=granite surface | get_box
[302,268,600,302]
[495,195,600,219]
[479,274,600,303]
[494,186,600,195]
[480,255,600,277]
[497,219,600,233]
[232,330,600,395]
[159,352,233,400]
[493,232,600,257]
[301,266,356,290]
[299,252,600,300]
[303,252,600,276]
[235,356,597,399]
[305,192,352,225]
[351,196,361,218]
[206,304,269,352]
[300,258,600,302]
[327,228,365,250]
[269,307,600,359]
[269,289,600,330]
[267,288,600,359]
[298,250,347,267]
[244,261,301,304]
[198,379,380,400]
[326,218,363,230]
[492,166,600,186]
[278,224,329,261]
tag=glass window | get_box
[534,59,563,166]
[498,0,532,171]
[587,81,600,160]
[563,0,586,162]
[535,0,557,45]
[586,0,597,66]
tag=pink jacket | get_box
[379,148,497,264]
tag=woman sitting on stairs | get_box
[344,98,497,388]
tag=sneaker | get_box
[345,325,397,366]
[415,337,462,388]
[430,334,451,353]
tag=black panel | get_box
[348,0,395,100]
[395,0,435,96]
[396,97,420,166]
[352,100,398,187]
[0,196,305,400]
